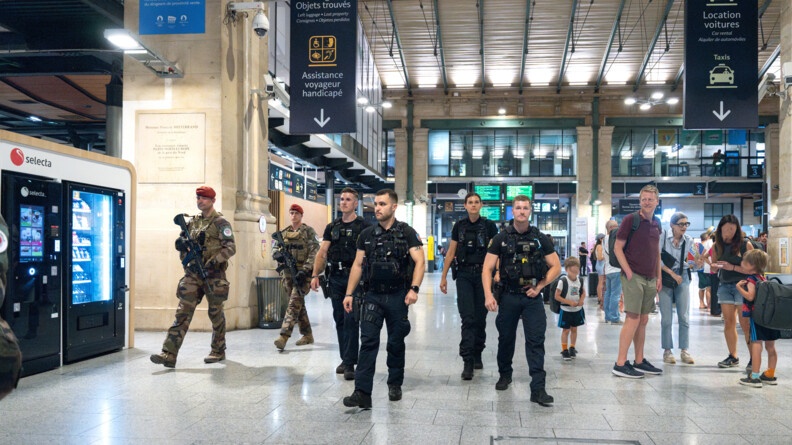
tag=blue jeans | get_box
[659,274,690,350]
[604,272,622,322]
[495,292,546,392]
[355,289,411,395]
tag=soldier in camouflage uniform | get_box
[151,186,236,368]
[274,204,319,351]
[0,212,22,400]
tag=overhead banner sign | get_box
[683,0,757,129]
[290,0,357,134]
[139,0,205,35]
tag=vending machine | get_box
[63,182,126,363]
[1,172,63,376]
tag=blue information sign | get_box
[683,0,757,129]
[290,0,357,134]
[139,0,205,35]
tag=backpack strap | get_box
[559,276,569,298]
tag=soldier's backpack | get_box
[608,211,660,268]
[548,275,569,314]
[0,317,22,400]
[753,279,792,330]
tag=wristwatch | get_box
[409,285,420,293]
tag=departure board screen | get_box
[473,184,502,201]
[505,184,534,200]
[480,206,501,221]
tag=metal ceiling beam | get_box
[633,0,675,91]
[478,0,485,94]
[80,0,124,27]
[556,0,578,94]
[595,0,627,93]
[432,0,448,95]
[759,0,773,17]
[759,44,780,80]
[671,64,684,91]
[518,0,532,94]
[385,0,412,95]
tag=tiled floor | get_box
[2,273,792,444]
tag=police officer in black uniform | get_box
[440,192,499,380]
[342,189,425,409]
[482,194,561,406]
[311,187,369,380]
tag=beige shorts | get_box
[620,273,657,315]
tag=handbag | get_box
[661,235,686,289]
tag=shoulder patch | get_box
[0,230,6,253]
[222,227,233,238]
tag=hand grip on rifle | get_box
[173,213,214,298]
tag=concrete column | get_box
[768,3,792,273]
[394,128,408,204]
[411,128,430,238]
[575,126,596,246]
[126,0,274,331]
[599,126,615,222]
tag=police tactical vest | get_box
[282,225,311,266]
[456,217,490,265]
[327,216,365,269]
[499,225,549,286]
[364,222,413,291]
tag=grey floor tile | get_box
[433,409,522,427]
[647,431,751,445]
[264,420,372,444]
[459,425,555,445]
[345,407,438,425]
[690,416,792,435]
[551,428,655,444]
[603,413,704,433]
[361,423,462,445]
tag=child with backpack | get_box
[556,257,586,361]
[735,249,779,387]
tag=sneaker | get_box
[663,350,676,364]
[274,335,288,351]
[561,349,572,361]
[612,361,645,379]
[530,389,554,406]
[461,361,474,380]
[608,320,623,325]
[473,354,484,370]
[203,352,225,364]
[388,385,402,401]
[343,365,355,381]
[739,376,763,388]
[336,363,346,374]
[745,359,753,372]
[718,355,740,368]
[295,335,314,346]
[760,372,778,385]
[634,359,663,375]
[680,350,694,364]
[150,352,176,368]
[569,347,577,358]
[343,390,372,409]
[495,375,512,390]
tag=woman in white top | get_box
[659,212,695,365]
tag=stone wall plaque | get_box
[137,113,206,183]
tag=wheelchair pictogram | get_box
[309,36,337,66]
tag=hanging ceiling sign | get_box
[139,0,206,35]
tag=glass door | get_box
[71,190,113,305]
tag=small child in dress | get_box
[735,249,779,387]
[556,257,586,361]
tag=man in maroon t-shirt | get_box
[611,185,664,379]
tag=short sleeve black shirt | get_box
[487,226,556,257]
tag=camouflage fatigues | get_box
[279,223,319,338]
[162,210,235,357]
[0,213,20,400]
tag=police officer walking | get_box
[342,189,425,409]
[151,186,236,368]
[440,192,499,380]
[482,194,561,406]
[311,187,369,379]
[274,204,320,351]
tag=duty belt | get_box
[329,261,351,274]
[458,263,483,272]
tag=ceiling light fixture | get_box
[498,107,506,115]
[623,92,679,110]
[104,29,183,78]
[359,99,393,113]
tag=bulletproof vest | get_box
[499,225,549,286]
[456,218,489,265]
[364,222,412,291]
[189,212,229,270]
[282,226,310,266]
[327,217,364,268]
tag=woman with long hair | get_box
[594,235,606,310]
[702,215,754,369]
[659,212,695,365]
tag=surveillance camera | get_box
[758,72,776,104]
[263,73,275,95]
[252,11,269,37]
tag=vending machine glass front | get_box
[71,191,113,305]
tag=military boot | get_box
[473,353,484,370]
[461,360,474,380]
[204,351,225,364]
[274,335,289,351]
[295,334,314,346]
[150,352,176,368]
[343,365,355,381]
[343,390,372,409]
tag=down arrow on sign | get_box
[314,109,331,127]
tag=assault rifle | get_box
[272,231,306,296]
[174,214,214,298]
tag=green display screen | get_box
[480,206,501,221]
[473,184,502,201]
[505,184,534,200]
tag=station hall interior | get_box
[2,1,792,443]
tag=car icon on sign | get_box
[709,64,734,85]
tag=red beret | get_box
[289,204,304,214]
[196,186,216,199]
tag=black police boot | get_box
[343,390,372,409]
[530,389,554,406]
[388,385,402,401]
[495,374,512,391]
[461,360,474,380]
[343,364,355,381]
[473,353,483,370]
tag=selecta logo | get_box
[9,147,52,168]
[10,148,24,166]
